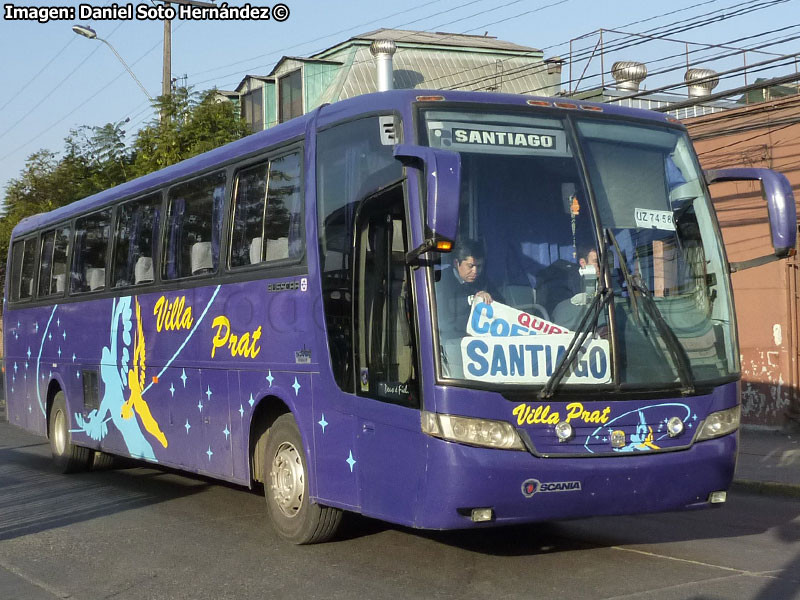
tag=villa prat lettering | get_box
[210,316,262,359]
[512,402,612,426]
[154,296,194,332]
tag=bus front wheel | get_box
[263,414,342,544]
[49,392,94,473]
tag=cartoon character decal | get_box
[74,296,164,460]
[583,402,694,454]
[71,287,221,461]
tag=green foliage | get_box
[131,87,249,177]
[0,85,248,304]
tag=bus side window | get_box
[10,237,38,302]
[229,152,303,269]
[112,193,161,287]
[230,161,269,268]
[48,226,70,295]
[38,230,56,297]
[164,171,226,279]
[71,210,111,293]
[264,152,302,261]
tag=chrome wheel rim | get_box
[53,409,67,455]
[270,441,304,518]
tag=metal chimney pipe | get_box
[370,39,397,92]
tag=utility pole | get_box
[163,3,171,99]
[156,0,216,117]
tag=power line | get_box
[0,37,78,113]
[186,0,491,85]
[494,0,792,94]
[0,21,128,143]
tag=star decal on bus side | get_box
[223,426,230,441]
[248,393,255,407]
[206,447,214,461]
[180,368,188,387]
[206,386,213,401]
[266,371,274,387]
[239,404,244,418]
[346,451,356,472]
[318,414,328,433]
[292,377,301,396]
[185,419,191,434]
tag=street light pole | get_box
[71,25,154,101]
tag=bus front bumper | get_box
[413,432,737,529]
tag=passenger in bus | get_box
[551,247,604,331]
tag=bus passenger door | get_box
[353,185,425,524]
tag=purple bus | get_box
[4,90,796,544]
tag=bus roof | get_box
[11,89,677,238]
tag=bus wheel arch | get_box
[45,379,65,439]
[249,395,291,485]
[262,413,343,544]
[48,390,93,473]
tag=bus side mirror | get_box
[705,167,797,266]
[393,144,461,262]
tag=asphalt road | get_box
[1,420,799,600]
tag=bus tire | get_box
[92,451,116,470]
[49,392,93,473]
[263,413,342,544]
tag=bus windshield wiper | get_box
[538,286,611,399]
[538,236,612,400]
[606,228,696,396]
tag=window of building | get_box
[164,171,227,279]
[38,225,70,297]
[112,193,161,287]
[229,151,303,268]
[241,87,264,133]
[279,70,302,123]
[71,210,112,293]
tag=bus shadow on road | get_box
[0,444,211,542]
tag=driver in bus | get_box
[436,240,497,377]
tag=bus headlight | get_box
[696,406,740,441]
[421,411,525,450]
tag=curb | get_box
[731,479,800,499]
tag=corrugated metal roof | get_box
[322,47,556,104]
[336,28,541,53]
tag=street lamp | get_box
[72,25,154,101]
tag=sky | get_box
[1,0,798,196]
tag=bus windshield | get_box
[422,108,738,391]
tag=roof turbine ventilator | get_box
[685,68,720,98]
[611,61,647,92]
[370,39,397,92]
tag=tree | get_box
[0,85,248,305]
[131,86,249,177]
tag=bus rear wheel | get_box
[263,414,342,544]
[49,392,93,473]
